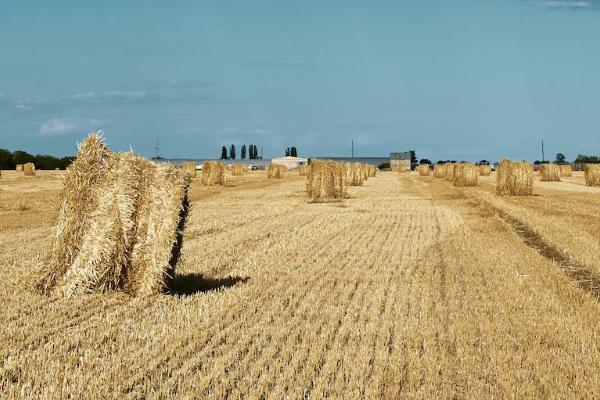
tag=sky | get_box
[1,0,599,162]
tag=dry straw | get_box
[181,162,197,178]
[267,163,286,179]
[396,164,409,173]
[24,162,36,176]
[367,165,377,177]
[479,165,492,176]
[585,164,600,186]
[201,161,225,185]
[345,163,364,186]
[306,160,346,201]
[434,164,446,178]
[453,163,478,187]
[445,163,456,182]
[16,164,23,172]
[539,164,561,182]
[559,164,572,177]
[298,165,308,176]
[34,133,190,297]
[496,158,533,196]
[417,164,430,176]
[231,164,246,176]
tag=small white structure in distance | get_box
[271,156,309,170]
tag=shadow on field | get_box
[169,273,249,296]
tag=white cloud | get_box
[39,117,104,136]
[525,0,598,9]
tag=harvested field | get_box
[1,170,600,399]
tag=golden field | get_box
[1,168,600,399]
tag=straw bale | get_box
[24,162,36,176]
[585,164,600,186]
[445,164,456,181]
[479,165,492,176]
[201,161,225,185]
[306,160,346,201]
[433,164,446,178]
[181,162,197,177]
[417,164,430,176]
[453,163,478,187]
[539,164,561,182]
[267,163,286,179]
[16,164,23,172]
[496,159,533,196]
[34,133,189,297]
[559,164,572,177]
[231,164,246,176]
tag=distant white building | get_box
[271,156,309,170]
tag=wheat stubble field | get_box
[1,169,600,399]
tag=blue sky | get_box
[1,0,599,161]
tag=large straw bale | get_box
[34,133,189,297]
[16,164,23,172]
[559,164,572,177]
[433,164,446,178]
[267,163,286,179]
[298,165,308,176]
[181,162,197,177]
[539,163,561,182]
[201,161,225,185]
[306,160,346,201]
[417,164,430,176]
[496,159,533,196]
[479,165,492,176]
[367,165,377,177]
[231,164,246,176]
[395,164,409,173]
[445,164,456,181]
[24,162,36,176]
[345,163,364,186]
[453,163,478,187]
[585,164,600,186]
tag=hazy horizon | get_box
[1,1,599,162]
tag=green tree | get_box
[0,149,12,169]
[555,153,566,164]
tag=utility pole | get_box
[155,141,160,159]
[261,145,263,159]
[542,140,545,162]
[351,140,354,159]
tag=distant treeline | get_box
[0,148,75,170]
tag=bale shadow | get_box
[167,194,190,281]
[168,273,249,296]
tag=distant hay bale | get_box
[559,164,572,177]
[181,162,197,178]
[539,164,561,182]
[267,163,286,179]
[433,164,446,178]
[496,159,533,196]
[585,164,600,186]
[231,164,246,176]
[453,163,478,187]
[16,164,23,172]
[34,133,190,297]
[23,162,36,176]
[306,160,346,201]
[201,161,225,185]
[298,165,308,176]
[445,164,456,181]
[367,165,377,177]
[479,165,492,176]
[345,163,364,186]
[417,164,430,176]
[396,164,409,173]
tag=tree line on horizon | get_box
[0,148,75,170]
[220,144,261,160]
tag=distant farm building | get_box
[390,152,411,171]
[271,156,309,170]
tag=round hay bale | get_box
[267,163,286,179]
[181,162,197,178]
[496,159,533,196]
[306,160,346,201]
[445,164,456,182]
[559,164,572,177]
[433,164,446,178]
[585,164,600,186]
[201,161,225,185]
[539,164,561,182]
[16,164,24,172]
[231,164,246,176]
[23,162,36,176]
[453,163,478,187]
[479,165,492,176]
[417,164,430,176]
